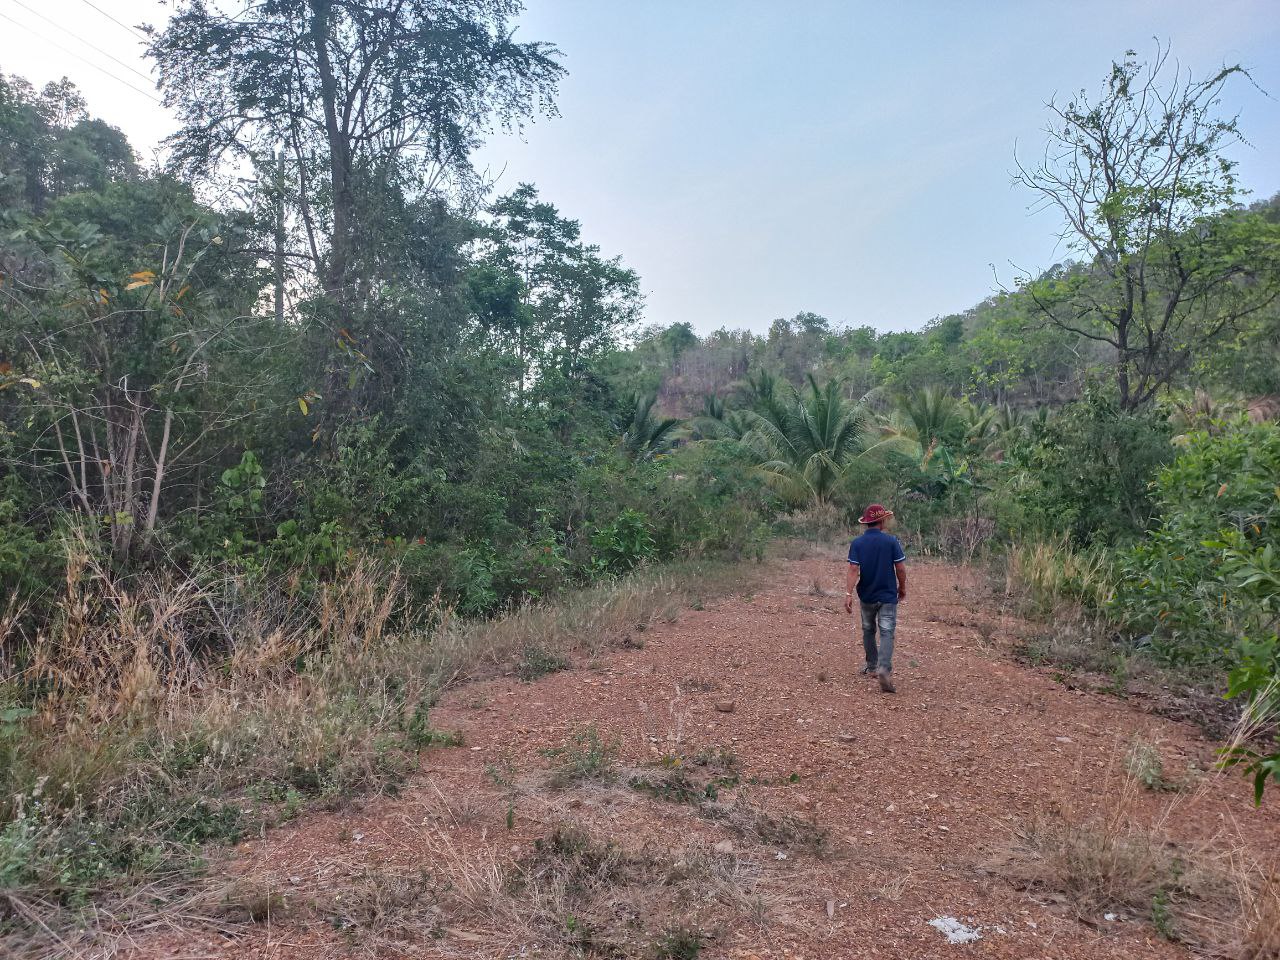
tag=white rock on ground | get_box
[927,917,983,944]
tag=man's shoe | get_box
[877,670,896,694]
[859,664,878,676]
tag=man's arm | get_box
[845,561,859,613]
[895,560,907,602]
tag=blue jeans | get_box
[860,601,897,674]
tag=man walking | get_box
[844,503,907,693]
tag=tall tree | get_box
[480,184,642,397]
[150,0,563,308]
[0,75,137,215]
[1016,46,1280,409]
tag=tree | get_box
[0,75,137,215]
[3,202,269,561]
[150,0,563,308]
[618,393,681,461]
[737,377,874,508]
[894,387,964,452]
[1016,46,1280,410]
[481,184,642,396]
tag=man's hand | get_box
[844,594,854,614]
[897,590,907,603]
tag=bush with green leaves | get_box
[1208,535,1280,802]
[1001,390,1173,545]
[1112,420,1280,662]
[590,509,657,574]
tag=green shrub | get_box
[591,509,657,574]
[1113,421,1280,662]
[1002,391,1173,545]
[541,726,619,786]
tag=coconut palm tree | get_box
[896,386,964,452]
[619,393,681,461]
[694,393,753,441]
[737,376,876,507]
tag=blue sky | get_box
[3,0,1278,334]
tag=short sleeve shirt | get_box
[848,528,906,604]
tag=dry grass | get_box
[1004,538,1118,617]
[0,537,759,958]
[420,822,768,957]
[992,754,1280,952]
[430,560,754,687]
[1234,864,1280,960]
[1001,806,1186,919]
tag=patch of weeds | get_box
[692,746,739,774]
[485,756,519,831]
[541,726,619,787]
[630,767,706,805]
[247,781,304,823]
[161,797,246,846]
[515,827,634,896]
[484,757,516,789]
[631,749,741,806]
[683,676,722,693]
[1104,658,1132,699]
[651,924,707,958]
[222,880,291,923]
[329,866,441,943]
[703,798,828,856]
[1151,888,1175,939]
[1124,739,1178,792]
[518,643,570,681]
[155,735,212,778]
[404,701,463,749]
[995,811,1214,930]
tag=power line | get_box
[9,0,155,84]
[0,10,161,104]
[73,0,149,42]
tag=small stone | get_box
[713,839,735,854]
[837,733,857,744]
[567,798,582,809]
[715,700,736,713]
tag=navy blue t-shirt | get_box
[848,528,906,604]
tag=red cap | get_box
[859,503,893,525]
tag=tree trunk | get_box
[274,148,286,323]
[308,0,353,303]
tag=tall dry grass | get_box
[1004,538,1117,617]
[0,531,753,958]
[995,738,1280,956]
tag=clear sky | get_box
[2,0,1277,334]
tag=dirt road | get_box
[138,549,1277,959]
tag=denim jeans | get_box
[860,601,898,674]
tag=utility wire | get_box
[74,0,149,43]
[0,10,161,103]
[9,0,155,84]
